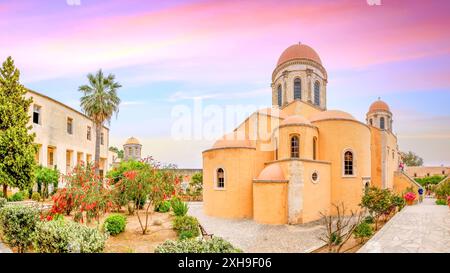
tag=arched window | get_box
[380,117,385,130]
[277,85,282,107]
[364,182,370,194]
[216,168,225,188]
[291,136,299,158]
[313,137,317,160]
[369,119,373,126]
[344,150,354,176]
[314,81,320,106]
[294,78,301,100]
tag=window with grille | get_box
[294,78,301,100]
[217,168,225,188]
[344,151,354,175]
[291,136,299,158]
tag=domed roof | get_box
[309,110,355,122]
[212,133,253,149]
[256,164,286,181]
[125,136,141,145]
[281,115,312,126]
[277,43,322,67]
[369,99,390,113]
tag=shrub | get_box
[155,237,242,253]
[35,166,59,198]
[0,197,7,209]
[434,179,450,200]
[363,215,374,224]
[155,200,171,213]
[353,222,374,243]
[415,175,445,186]
[0,205,39,252]
[436,199,447,205]
[172,198,188,216]
[172,216,199,239]
[32,220,108,253]
[391,194,406,210]
[8,191,25,202]
[103,214,126,236]
[361,187,394,229]
[31,192,41,202]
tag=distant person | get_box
[399,162,405,172]
[418,188,424,203]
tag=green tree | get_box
[0,57,37,197]
[402,151,423,167]
[109,146,124,159]
[35,165,59,198]
[79,69,121,175]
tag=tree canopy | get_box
[401,151,424,167]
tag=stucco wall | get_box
[253,181,288,224]
[393,171,421,196]
[202,148,256,219]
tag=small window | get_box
[414,173,417,177]
[87,126,91,140]
[277,85,282,107]
[314,81,320,106]
[427,173,430,177]
[344,150,354,176]
[67,118,73,134]
[217,168,225,188]
[442,170,445,175]
[33,105,41,124]
[369,119,373,126]
[380,117,385,130]
[311,171,319,183]
[313,137,317,160]
[101,132,104,145]
[294,78,301,100]
[291,136,299,158]
[364,182,370,194]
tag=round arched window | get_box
[311,171,319,183]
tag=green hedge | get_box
[103,214,126,236]
[155,237,242,253]
[0,205,39,252]
[172,216,199,239]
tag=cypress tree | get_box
[0,56,37,197]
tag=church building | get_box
[202,43,420,225]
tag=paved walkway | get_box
[359,198,450,253]
[0,242,12,253]
[188,202,326,253]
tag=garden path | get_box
[188,202,326,253]
[0,241,12,253]
[358,197,450,253]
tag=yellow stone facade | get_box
[26,89,111,178]
[202,43,414,225]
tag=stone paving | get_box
[188,202,326,253]
[358,197,450,253]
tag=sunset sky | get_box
[1,0,449,168]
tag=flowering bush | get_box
[48,163,113,223]
[155,237,242,253]
[404,192,416,202]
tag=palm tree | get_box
[79,69,121,175]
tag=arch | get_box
[294,78,301,100]
[277,85,282,107]
[313,137,317,160]
[380,117,385,130]
[290,135,299,158]
[343,149,354,176]
[216,168,225,189]
[314,81,320,106]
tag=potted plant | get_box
[404,192,416,206]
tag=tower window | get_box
[344,150,354,176]
[67,118,73,134]
[313,137,317,160]
[369,119,373,126]
[216,168,225,188]
[291,136,299,158]
[33,105,41,124]
[277,85,282,107]
[294,78,301,100]
[314,81,320,106]
[380,117,385,130]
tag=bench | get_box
[199,224,213,239]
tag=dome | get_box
[369,99,390,113]
[256,164,286,181]
[212,133,253,149]
[277,43,322,67]
[125,136,141,145]
[281,115,312,126]
[309,110,355,122]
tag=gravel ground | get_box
[188,202,326,253]
[0,242,12,253]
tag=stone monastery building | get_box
[202,43,420,225]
